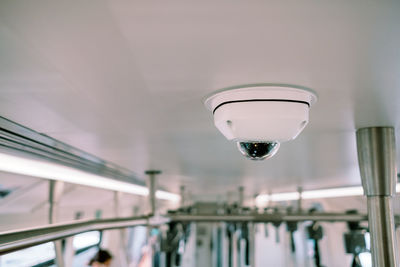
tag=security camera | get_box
[237,141,280,160]
[204,84,317,160]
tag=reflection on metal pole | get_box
[48,180,65,267]
[356,127,399,267]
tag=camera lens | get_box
[236,141,280,160]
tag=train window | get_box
[0,232,101,267]
[72,246,98,267]
[71,231,102,267]
[127,226,148,265]
[359,252,372,267]
[0,242,55,266]
[73,231,101,251]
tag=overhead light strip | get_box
[0,153,180,201]
[0,116,145,186]
[256,184,400,204]
[302,186,364,199]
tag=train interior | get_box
[1,1,400,267]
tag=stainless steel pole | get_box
[48,180,65,267]
[48,180,64,224]
[232,230,239,267]
[248,223,256,267]
[180,185,185,207]
[145,170,160,215]
[144,170,161,267]
[297,187,303,212]
[114,191,129,267]
[238,186,244,207]
[356,127,399,267]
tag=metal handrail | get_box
[0,215,151,255]
[167,212,370,223]
[2,211,397,255]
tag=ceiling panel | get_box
[0,1,399,200]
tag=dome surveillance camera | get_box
[237,141,280,160]
[204,84,317,160]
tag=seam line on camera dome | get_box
[212,99,310,114]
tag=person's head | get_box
[89,249,113,267]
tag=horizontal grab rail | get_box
[0,215,152,255]
[167,212,371,223]
[1,212,399,255]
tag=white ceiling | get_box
[0,1,400,199]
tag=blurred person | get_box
[88,249,113,267]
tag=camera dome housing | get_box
[237,141,280,160]
[204,84,317,160]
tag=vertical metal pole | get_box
[212,224,218,267]
[297,187,303,212]
[248,223,255,267]
[145,170,160,215]
[145,170,161,267]
[48,180,64,224]
[356,127,399,267]
[114,191,120,217]
[49,180,65,267]
[238,187,244,207]
[114,191,129,267]
[232,231,238,267]
[180,185,185,207]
